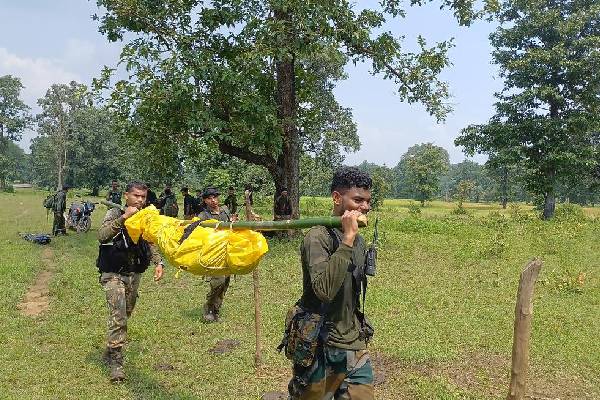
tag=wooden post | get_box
[507,259,543,400]
[245,190,262,368]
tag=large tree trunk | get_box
[542,190,556,220]
[501,166,508,209]
[273,8,300,219]
[57,149,63,190]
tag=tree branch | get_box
[216,139,277,173]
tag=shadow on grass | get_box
[125,365,200,400]
[87,347,201,400]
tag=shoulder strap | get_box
[325,227,340,255]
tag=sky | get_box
[0,0,501,165]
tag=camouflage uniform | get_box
[224,194,238,214]
[106,190,122,205]
[197,206,232,319]
[97,208,162,351]
[289,226,374,400]
[159,192,178,217]
[52,189,67,235]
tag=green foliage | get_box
[554,203,586,223]
[0,75,31,188]
[94,0,491,215]
[396,143,450,205]
[0,75,31,142]
[34,81,92,189]
[407,201,422,217]
[356,161,393,210]
[456,0,600,219]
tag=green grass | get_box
[1,189,599,399]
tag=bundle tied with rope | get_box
[121,204,268,276]
[101,200,368,277]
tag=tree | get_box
[397,143,450,206]
[69,106,123,195]
[356,161,393,210]
[35,82,91,189]
[0,75,31,188]
[456,0,600,219]
[95,0,494,218]
[441,160,494,203]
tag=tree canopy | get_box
[456,0,600,219]
[94,0,495,217]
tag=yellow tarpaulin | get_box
[125,206,269,276]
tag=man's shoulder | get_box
[303,226,331,247]
[103,207,122,220]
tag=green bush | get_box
[407,201,421,217]
[554,203,586,222]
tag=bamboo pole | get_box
[101,200,368,230]
[245,190,262,368]
[507,258,543,400]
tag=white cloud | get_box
[0,47,80,107]
[0,47,83,151]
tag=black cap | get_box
[202,187,220,198]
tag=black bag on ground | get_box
[20,233,51,245]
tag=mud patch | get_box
[210,339,241,354]
[17,248,55,317]
[261,391,287,400]
[154,363,176,371]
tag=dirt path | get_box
[17,247,56,317]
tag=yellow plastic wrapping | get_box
[124,206,268,276]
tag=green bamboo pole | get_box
[101,200,368,230]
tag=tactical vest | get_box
[96,227,152,274]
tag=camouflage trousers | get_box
[52,212,66,235]
[289,346,374,400]
[204,275,231,315]
[100,272,141,349]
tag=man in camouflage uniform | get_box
[287,167,375,399]
[196,187,236,322]
[52,185,68,236]
[97,181,164,382]
[224,186,238,215]
[158,184,178,217]
[106,180,122,205]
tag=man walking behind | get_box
[106,180,122,205]
[96,181,165,382]
[194,187,236,322]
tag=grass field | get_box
[1,189,599,399]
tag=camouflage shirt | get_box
[54,190,67,213]
[106,190,122,205]
[224,195,237,214]
[299,226,367,350]
[197,206,231,223]
[97,207,162,266]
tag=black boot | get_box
[108,347,125,382]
